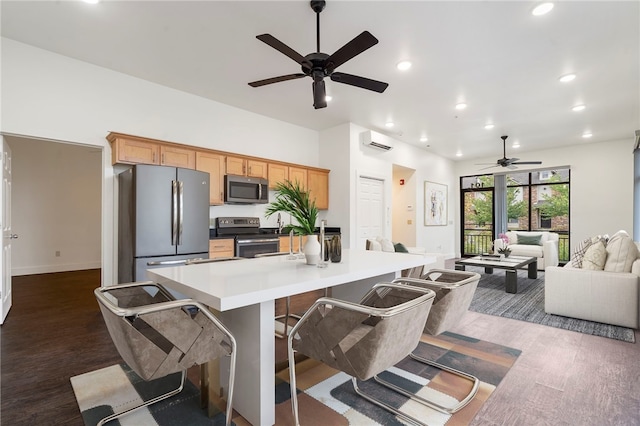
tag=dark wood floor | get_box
[1,269,120,426]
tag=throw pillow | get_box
[376,236,396,252]
[604,231,638,272]
[366,239,382,251]
[516,233,542,245]
[570,234,609,268]
[581,241,607,270]
[394,242,409,253]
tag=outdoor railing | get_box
[463,229,570,263]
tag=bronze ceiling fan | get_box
[248,0,389,109]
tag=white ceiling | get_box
[2,1,639,162]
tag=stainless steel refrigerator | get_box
[118,164,210,283]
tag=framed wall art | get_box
[424,181,447,226]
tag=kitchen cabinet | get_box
[279,235,308,253]
[110,136,160,165]
[288,167,308,189]
[196,151,225,205]
[307,169,329,210]
[226,155,268,179]
[268,163,289,189]
[209,239,234,259]
[160,145,195,169]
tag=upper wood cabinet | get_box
[110,136,160,165]
[268,163,289,189]
[226,155,268,179]
[289,166,308,190]
[308,169,329,210]
[196,151,225,205]
[161,145,195,169]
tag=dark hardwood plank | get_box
[1,269,120,426]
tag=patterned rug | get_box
[71,332,520,425]
[467,267,636,343]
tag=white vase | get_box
[303,234,321,265]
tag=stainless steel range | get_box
[214,217,280,258]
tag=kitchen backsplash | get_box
[208,190,328,229]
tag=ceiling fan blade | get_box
[312,80,327,109]
[256,34,307,65]
[478,164,500,170]
[507,165,518,170]
[326,31,378,71]
[248,73,306,88]
[513,161,543,165]
[330,72,388,93]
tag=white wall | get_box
[10,137,101,275]
[1,38,320,283]
[392,165,417,247]
[455,138,634,253]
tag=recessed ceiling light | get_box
[325,95,332,102]
[572,104,586,112]
[455,151,463,157]
[420,136,428,142]
[484,123,495,130]
[512,142,521,148]
[396,61,412,71]
[385,121,395,128]
[83,0,100,3]
[559,73,576,83]
[582,132,593,138]
[455,103,467,110]
[532,2,554,16]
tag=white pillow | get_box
[581,241,607,270]
[604,231,638,272]
[376,236,396,252]
[366,239,382,251]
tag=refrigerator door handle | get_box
[172,180,178,246]
[177,180,184,245]
[147,259,188,266]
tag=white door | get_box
[357,176,385,250]
[1,140,13,324]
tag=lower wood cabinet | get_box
[209,239,234,259]
[279,235,308,253]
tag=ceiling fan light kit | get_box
[248,0,389,109]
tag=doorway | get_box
[3,136,102,321]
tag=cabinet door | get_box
[268,163,289,189]
[289,167,308,190]
[196,151,225,205]
[209,239,235,258]
[226,155,246,175]
[308,170,329,210]
[247,159,268,179]
[279,235,303,253]
[161,145,196,169]
[113,138,160,165]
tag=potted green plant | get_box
[265,180,320,264]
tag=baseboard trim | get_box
[12,261,102,276]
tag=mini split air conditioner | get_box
[360,130,393,151]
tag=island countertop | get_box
[148,248,433,311]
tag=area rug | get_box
[467,267,636,343]
[71,332,521,425]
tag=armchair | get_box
[94,281,237,426]
[287,283,436,426]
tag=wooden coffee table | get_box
[454,255,537,294]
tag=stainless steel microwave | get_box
[224,174,269,204]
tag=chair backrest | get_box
[291,283,435,381]
[394,269,480,335]
[95,282,233,381]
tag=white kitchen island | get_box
[148,248,435,426]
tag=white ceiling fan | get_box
[476,135,543,170]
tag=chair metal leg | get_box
[288,334,302,426]
[275,296,303,338]
[373,350,480,414]
[97,370,187,426]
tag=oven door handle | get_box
[236,238,280,244]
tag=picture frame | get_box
[424,181,448,226]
